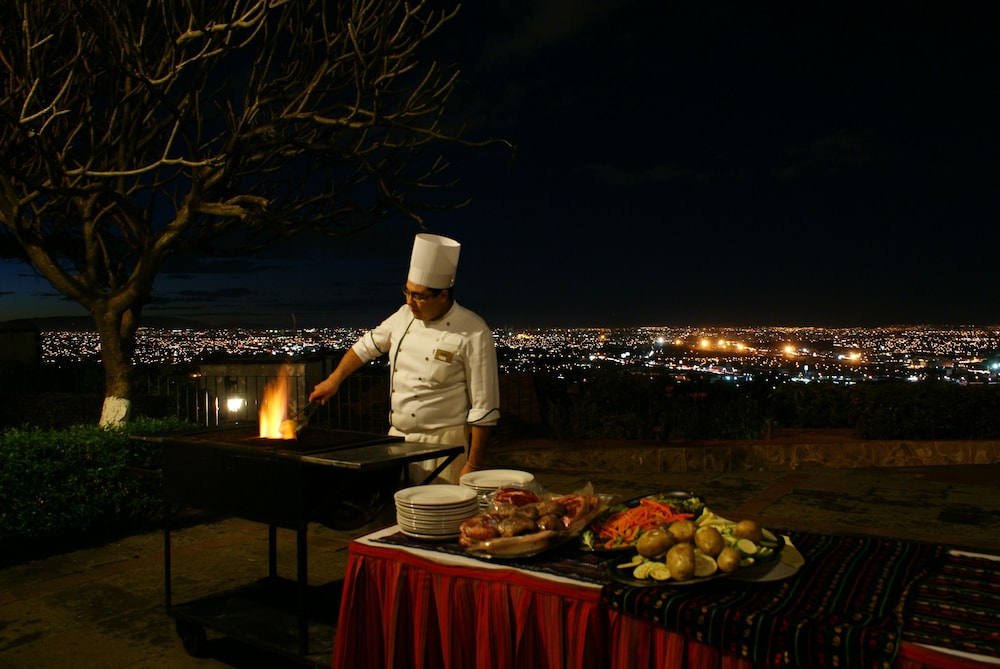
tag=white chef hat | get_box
[407,233,461,288]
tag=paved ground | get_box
[1,463,999,668]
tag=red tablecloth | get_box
[331,527,999,669]
[332,538,606,669]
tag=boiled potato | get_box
[694,526,724,557]
[734,519,763,542]
[666,543,696,581]
[668,520,696,543]
[716,546,742,573]
[636,528,675,557]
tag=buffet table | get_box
[332,526,1000,669]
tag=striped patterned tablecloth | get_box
[901,551,1000,659]
[375,530,998,667]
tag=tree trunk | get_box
[92,304,141,428]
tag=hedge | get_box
[531,372,1000,441]
[0,418,187,565]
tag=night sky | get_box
[1,1,997,329]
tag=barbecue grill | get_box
[133,424,463,667]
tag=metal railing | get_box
[163,369,544,437]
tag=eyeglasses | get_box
[402,286,442,302]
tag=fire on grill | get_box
[259,363,299,440]
[139,362,464,529]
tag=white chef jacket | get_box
[351,301,500,482]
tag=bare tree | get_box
[0,0,500,425]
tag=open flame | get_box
[259,364,296,440]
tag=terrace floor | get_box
[1,432,998,668]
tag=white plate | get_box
[394,485,477,507]
[396,505,479,523]
[728,560,799,582]
[394,503,479,517]
[399,527,460,541]
[729,543,804,582]
[398,513,468,526]
[395,498,478,511]
[399,520,468,534]
[459,469,534,489]
[395,499,478,512]
[396,504,479,518]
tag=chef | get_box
[308,233,500,484]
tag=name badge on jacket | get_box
[434,349,454,364]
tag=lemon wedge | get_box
[735,538,758,556]
[649,563,672,580]
[694,554,718,577]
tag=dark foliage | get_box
[531,371,1000,442]
[0,418,187,566]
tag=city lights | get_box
[32,324,1000,386]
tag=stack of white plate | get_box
[459,469,536,510]
[394,484,479,540]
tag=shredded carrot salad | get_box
[592,497,694,548]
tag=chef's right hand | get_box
[308,377,340,405]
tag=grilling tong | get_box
[283,401,319,436]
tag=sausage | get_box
[458,513,502,546]
[468,530,559,558]
[535,500,568,517]
[497,514,538,537]
[536,513,565,532]
[492,502,520,516]
[517,504,541,520]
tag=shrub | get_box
[852,382,1000,440]
[0,417,189,564]
[664,385,764,440]
[770,383,860,429]
[531,370,1000,442]
[533,372,769,441]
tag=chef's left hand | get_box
[458,461,481,482]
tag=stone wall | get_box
[488,432,1000,474]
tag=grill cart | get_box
[133,425,462,667]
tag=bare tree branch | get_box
[0,0,508,423]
